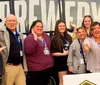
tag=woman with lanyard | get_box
[67,27,87,74]
[50,19,72,85]
[83,21,100,73]
[24,20,54,85]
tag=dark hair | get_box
[82,15,93,27]
[0,18,2,22]
[52,19,72,51]
[89,21,100,37]
[29,20,43,34]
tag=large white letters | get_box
[15,1,27,33]
[29,0,39,29]
[91,2,100,21]
[0,1,10,23]
[77,2,90,26]
[65,1,75,27]
[0,0,100,32]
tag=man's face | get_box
[5,15,18,32]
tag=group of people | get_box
[68,15,100,74]
[0,14,100,85]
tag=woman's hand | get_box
[0,46,7,53]
[69,67,74,73]
[70,21,77,33]
[83,44,89,53]
[63,49,69,56]
[32,30,37,41]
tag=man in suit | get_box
[0,14,27,85]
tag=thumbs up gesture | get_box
[83,44,89,53]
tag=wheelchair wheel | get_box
[47,76,56,85]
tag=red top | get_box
[24,33,54,71]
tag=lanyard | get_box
[38,38,47,48]
[78,39,86,66]
[66,40,69,44]
[42,40,47,47]
[14,32,20,45]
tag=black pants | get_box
[26,67,53,85]
[0,79,2,85]
[86,70,91,73]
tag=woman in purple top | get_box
[24,20,54,85]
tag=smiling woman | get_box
[50,19,72,85]
[82,15,93,36]
[24,20,54,85]
[67,26,87,74]
[83,21,100,73]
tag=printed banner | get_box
[0,0,100,33]
[63,73,100,85]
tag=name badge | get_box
[79,59,84,64]
[20,50,23,56]
[44,47,50,55]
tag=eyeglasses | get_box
[6,20,17,23]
